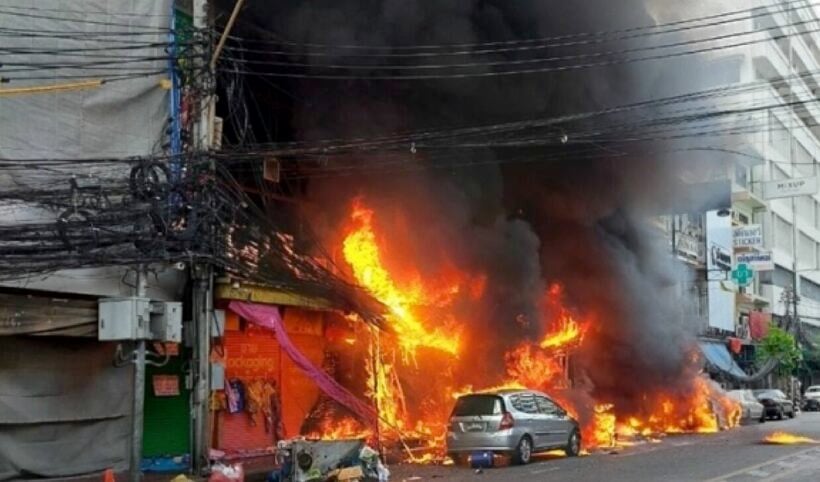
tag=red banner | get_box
[749,311,771,341]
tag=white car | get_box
[804,386,820,412]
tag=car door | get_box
[744,391,762,419]
[536,395,571,448]
[509,393,542,446]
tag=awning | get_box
[699,341,748,379]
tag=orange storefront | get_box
[213,283,335,455]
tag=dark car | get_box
[753,389,795,420]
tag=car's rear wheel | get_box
[777,407,784,420]
[513,436,533,465]
[564,429,582,457]
[788,408,796,418]
[759,412,766,423]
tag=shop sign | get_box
[731,263,754,287]
[733,225,763,249]
[735,250,774,271]
[675,233,704,262]
[152,375,180,397]
[763,177,818,200]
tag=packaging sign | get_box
[735,251,774,271]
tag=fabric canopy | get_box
[699,341,748,379]
[228,301,378,428]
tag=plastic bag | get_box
[209,463,244,482]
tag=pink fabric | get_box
[228,301,378,428]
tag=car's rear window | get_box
[452,395,503,416]
[755,390,784,398]
[807,387,820,393]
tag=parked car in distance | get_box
[753,389,796,420]
[727,390,765,424]
[446,389,581,465]
[804,385,820,412]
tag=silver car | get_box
[445,389,581,465]
[727,390,765,424]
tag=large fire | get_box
[342,201,460,359]
[308,198,741,458]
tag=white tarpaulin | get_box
[0,1,172,478]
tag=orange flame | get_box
[342,199,460,358]
[762,432,818,444]
[539,315,586,349]
[305,417,373,441]
[316,198,744,459]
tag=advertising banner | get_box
[706,210,735,331]
[735,251,774,271]
[763,177,818,200]
[733,225,763,249]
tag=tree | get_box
[756,327,802,376]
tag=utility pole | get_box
[130,267,148,482]
[191,0,213,474]
[788,39,801,336]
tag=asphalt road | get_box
[389,412,820,482]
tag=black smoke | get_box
[220,0,730,414]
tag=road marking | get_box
[746,470,770,477]
[702,447,819,482]
[530,466,560,475]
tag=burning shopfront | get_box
[209,0,757,465]
[211,189,742,464]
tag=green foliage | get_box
[756,327,802,376]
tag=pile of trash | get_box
[269,438,389,482]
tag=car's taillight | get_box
[499,412,515,431]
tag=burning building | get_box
[212,0,749,461]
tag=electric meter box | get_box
[150,301,183,342]
[98,297,152,341]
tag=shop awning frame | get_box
[699,340,748,379]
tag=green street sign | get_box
[732,263,754,287]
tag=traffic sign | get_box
[731,263,754,287]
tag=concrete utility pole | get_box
[130,267,148,482]
[191,0,213,474]
[788,37,801,335]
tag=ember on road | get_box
[388,413,820,482]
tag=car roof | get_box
[461,388,542,397]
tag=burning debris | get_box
[762,432,819,445]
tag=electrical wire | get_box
[217,21,820,79]
[222,0,818,54]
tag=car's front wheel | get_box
[777,406,784,420]
[513,436,533,465]
[564,429,582,457]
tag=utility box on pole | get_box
[97,297,182,342]
[98,297,152,340]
